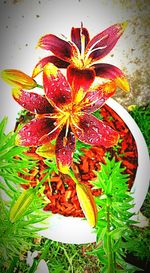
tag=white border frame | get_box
[38,98,150,244]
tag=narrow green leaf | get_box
[110,227,127,240]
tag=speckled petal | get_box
[12,88,53,114]
[72,113,119,147]
[38,34,78,62]
[43,63,71,108]
[16,118,60,147]
[55,125,75,173]
[32,56,69,78]
[81,81,116,113]
[86,22,128,62]
[67,65,95,101]
[94,63,130,92]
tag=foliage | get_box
[73,140,91,163]
[0,117,36,185]
[89,158,142,273]
[129,104,150,153]
[0,117,51,272]
[124,226,150,262]
[43,157,59,176]
[0,181,50,272]
[141,191,150,218]
[14,239,101,273]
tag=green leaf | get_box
[96,227,107,241]
[93,109,103,120]
[73,140,91,163]
[110,227,127,240]
[121,261,143,272]
[101,265,109,273]
[103,232,108,255]
[0,147,27,160]
[90,157,137,271]
[0,117,8,141]
[106,177,112,195]
[96,219,107,228]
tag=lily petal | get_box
[86,22,128,61]
[67,65,95,101]
[72,113,119,147]
[32,56,69,78]
[71,26,90,52]
[94,63,130,92]
[43,63,71,108]
[1,69,37,89]
[38,34,78,62]
[16,118,60,146]
[55,125,75,174]
[81,81,116,113]
[36,143,55,159]
[76,183,97,227]
[12,88,53,114]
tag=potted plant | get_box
[0,22,149,248]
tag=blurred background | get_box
[0,0,149,132]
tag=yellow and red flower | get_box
[33,22,129,92]
[13,63,119,173]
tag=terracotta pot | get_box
[38,98,149,244]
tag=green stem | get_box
[37,84,43,89]
[68,169,79,185]
[40,240,51,260]
[106,197,115,273]
[60,246,74,273]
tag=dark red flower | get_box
[33,22,129,92]
[14,64,119,173]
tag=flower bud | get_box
[1,69,37,89]
[10,189,35,223]
[76,183,97,227]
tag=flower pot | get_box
[37,98,150,244]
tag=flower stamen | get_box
[63,119,70,146]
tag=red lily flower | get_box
[33,22,129,92]
[15,63,119,173]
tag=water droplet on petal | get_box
[89,138,94,143]
[93,127,99,133]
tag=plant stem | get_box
[68,168,79,185]
[106,197,115,273]
[37,84,43,89]
[60,246,74,273]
